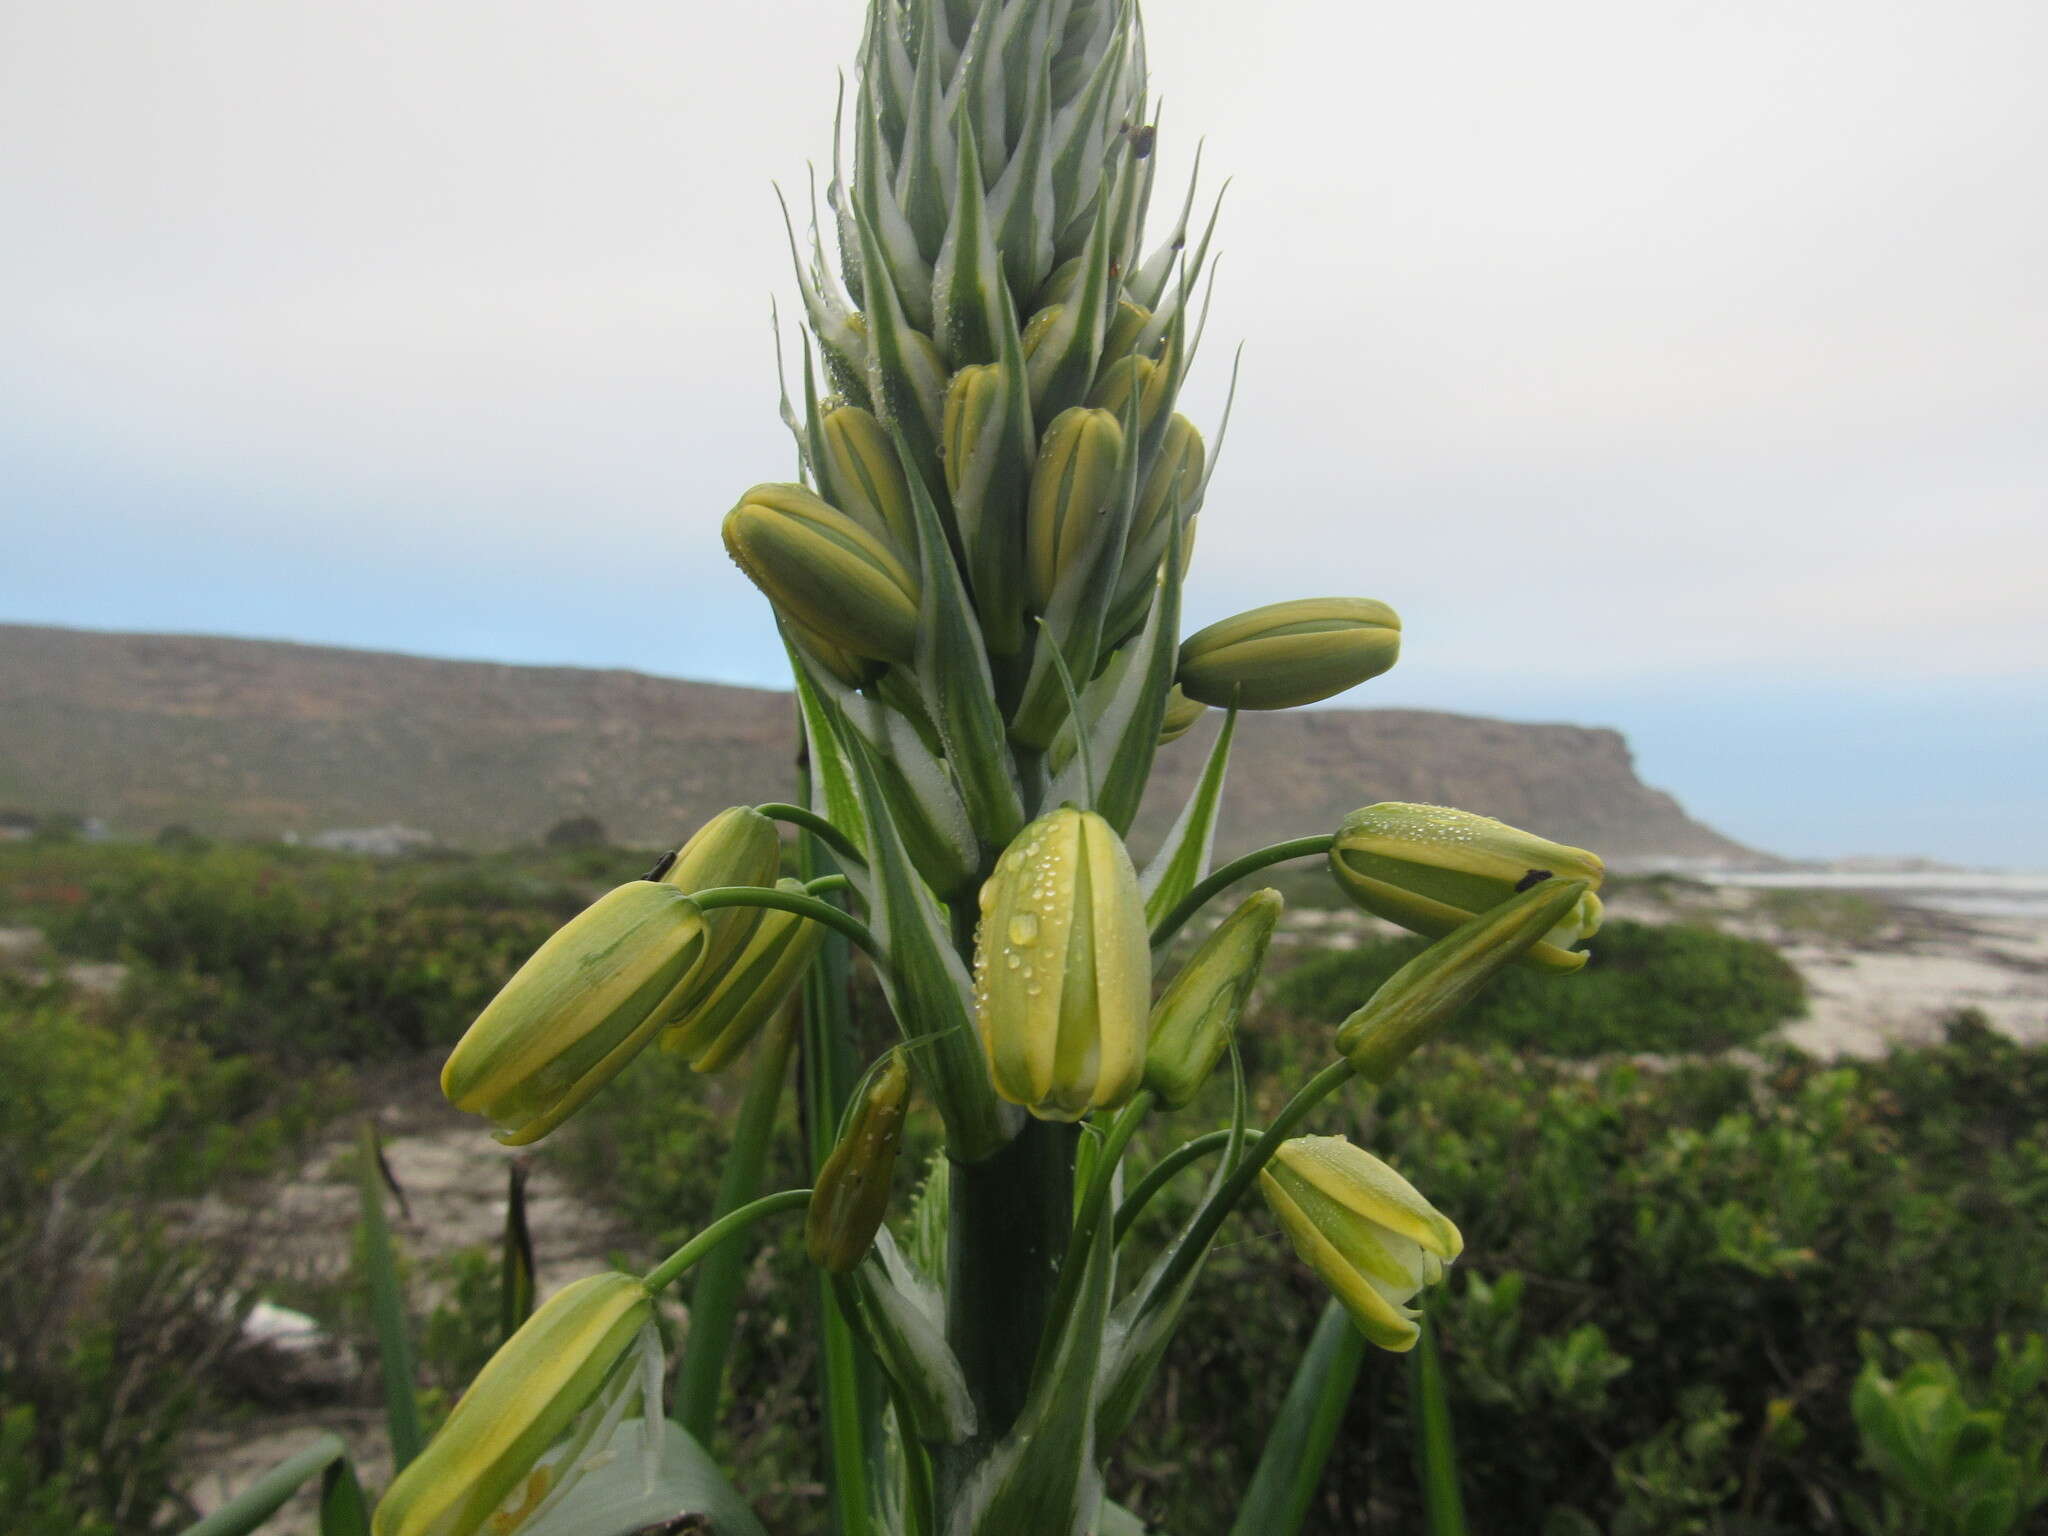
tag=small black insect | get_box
[642,848,679,883]
[1513,868,1553,893]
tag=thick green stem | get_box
[1143,1060,1357,1310]
[1036,1091,1153,1375]
[673,1011,797,1438]
[691,884,884,961]
[1148,834,1336,952]
[943,1116,1078,1454]
[758,802,870,871]
[641,1188,812,1296]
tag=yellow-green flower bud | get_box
[442,883,706,1145]
[1145,889,1282,1108]
[787,614,881,690]
[1027,407,1126,610]
[942,363,1006,510]
[1133,414,1203,556]
[820,404,916,555]
[1336,876,1594,1079]
[658,805,782,977]
[1086,352,1169,437]
[1156,684,1208,746]
[661,879,825,1072]
[1177,598,1401,710]
[372,1272,653,1536]
[1258,1136,1462,1353]
[1329,802,1605,973]
[805,1049,911,1273]
[941,361,1029,655]
[1100,298,1152,366]
[973,807,1149,1122]
[723,483,920,666]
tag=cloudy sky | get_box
[4,0,2044,864]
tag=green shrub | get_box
[1265,918,1806,1057]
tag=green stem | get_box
[642,1188,813,1296]
[805,872,853,898]
[1148,834,1335,951]
[1113,1125,1263,1244]
[757,802,869,870]
[672,1011,797,1438]
[690,885,883,962]
[1143,1060,1357,1310]
[1036,1091,1154,1375]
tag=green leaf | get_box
[317,1457,371,1536]
[834,721,1011,1163]
[499,1159,535,1345]
[1410,1317,1469,1536]
[355,1122,423,1470]
[177,1433,352,1536]
[673,1014,796,1439]
[1228,1300,1366,1536]
[1140,703,1237,926]
[515,1418,768,1536]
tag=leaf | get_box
[176,1433,352,1536]
[318,1458,371,1536]
[356,1122,423,1470]
[500,1159,535,1344]
[1410,1317,1469,1536]
[1227,1300,1366,1536]
[515,1418,768,1536]
[1139,704,1237,926]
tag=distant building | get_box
[307,825,438,857]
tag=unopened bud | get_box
[973,807,1149,1121]
[658,805,782,976]
[1177,598,1401,710]
[1259,1136,1461,1353]
[724,483,921,666]
[1335,877,1594,1079]
[372,1272,655,1536]
[1156,685,1208,745]
[1329,802,1605,974]
[806,1049,911,1273]
[1027,407,1126,610]
[441,883,706,1146]
[662,878,826,1072]
[821,404,916,555]
[1145,889,1282,1108]
[1086,351,1169,438]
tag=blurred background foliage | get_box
[1,838,2043,1532]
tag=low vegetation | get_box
[1,842,2041,1533]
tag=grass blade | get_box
[317,1454,371,1536]
[1411,1314,1469,1536]
[178,1433,351,1536]
[1228,1300,1365,1536]
[356,1121,424,1470]
[499,1158,535,1345]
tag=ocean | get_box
[1697,870,2048,921]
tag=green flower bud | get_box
[1335,876,1594,1080]
[442,883,706,1145]
[372,1272,653,1536]
[1176,598,1402,710]
[723,483,920,666]
[786,614,882,691]
[1027,407,1127,610]
[1329,802,1605,973]
[1086,351,1169,438]
[1258,1136,1462,1353]
[820,404,916,554]
[661,878,825,1072]
[1100,298,1153,366]
[1145,888,1282,1108]
[806,1049,911,1273]
[973,807,1149,1122]
[1107,412,1205,637]
[657,805,782,977]
[942,362,1029,656]
[1156,684,1208,746]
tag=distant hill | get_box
[0,623,1754,864]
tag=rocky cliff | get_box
[0,623,1753,862]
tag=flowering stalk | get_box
[363,3,1618,1532]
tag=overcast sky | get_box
[3,0,2044,864]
